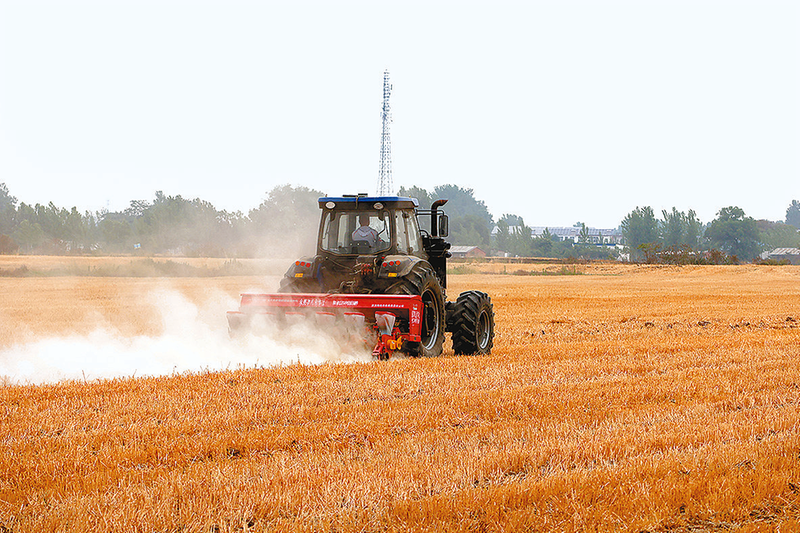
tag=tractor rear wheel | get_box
[450,291,494,355]
[386,263,445,357]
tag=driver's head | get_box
[359,214,370,227]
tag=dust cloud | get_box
[0,289,373,386]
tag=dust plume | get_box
[0,289,373,385]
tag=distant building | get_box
[450,246,487,258]
[492,225,624,245]
[767,248,800,265]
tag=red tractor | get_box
[228,194,494,359]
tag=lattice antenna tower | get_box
[377,70,394,196]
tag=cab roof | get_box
[318,196,419,210]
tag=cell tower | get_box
[377,70,394,196]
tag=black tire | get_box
[449,291,494,355]
[278,276,318,293]
[386,262,445,357]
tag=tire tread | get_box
[450,290,495,355]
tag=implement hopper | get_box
[227,293,424,359]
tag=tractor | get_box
[227,194,494,359]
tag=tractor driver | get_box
[352,214,379,247]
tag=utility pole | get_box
[377,70,393,196]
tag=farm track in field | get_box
[1,260,799,531]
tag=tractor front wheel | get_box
[386,263,445,357]
[449,291,494,355]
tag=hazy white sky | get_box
[0,0,797,228]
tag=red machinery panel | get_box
[227,293,424,341]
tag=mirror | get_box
[438,214,449,237]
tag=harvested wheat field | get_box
[1,262,800,532]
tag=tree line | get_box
[1,181,799,262]
[620,204,800,263]
[0,183,498,257]
[0,183,324,257]
[491,203,800,262]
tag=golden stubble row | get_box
[1,264,800,531]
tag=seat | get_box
[350,240,373,253]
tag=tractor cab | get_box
[280,194,450,294]
[317,196,427,258]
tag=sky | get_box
[0,1,798,229]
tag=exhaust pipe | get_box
[431,199,448,237]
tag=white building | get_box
[493,225,624,245]
[766,248,800,265]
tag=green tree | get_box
[683,209,702,249]
[493,217,512,255]
[501,214,523,226]
[137,192,194,251]
[0,183,17,235]
[397,184,494,249]
[660,208,684,248]
[432,185,492,225]
[450,214,491,249]
[397,185,492,249]
[510,221,534,256]
[10,202,61,251]
[620,206,658,261]
[247,185,325,256]
[660,208,703,250]
[531,228,554,256]
[397,186,432,209]
[120,192,231,255]
[98,213,134,252]
[578,223,590,245]
[757,220,800,251]
[12,220,45,252]
[124,200,151,218]
[786,200,800,229]
[705,206,760,261]
[63,207,94,251]
[35,202,68,242]
[493,214,527,255]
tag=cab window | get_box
[320,210,391,254]
[394,211,410,254]
[395,210,423,255]
[405,212,423,255]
